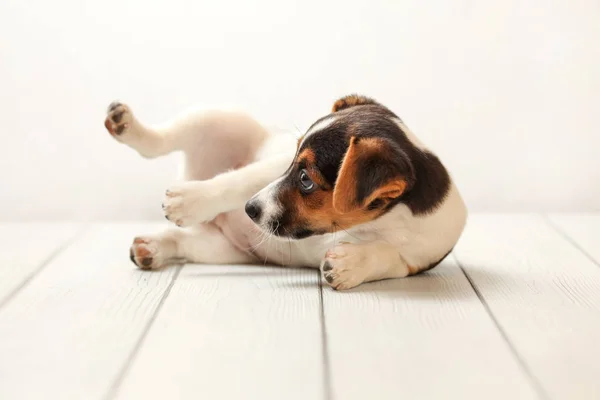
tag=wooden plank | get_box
[0,223,178,400]
[322,255,538,400]
[113,264,324,400]
[454,214,600,400]
[0,223,80,307]
[548,214,600,264]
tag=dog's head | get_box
[245,94,447,239]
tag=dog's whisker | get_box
[292,122,303,139]
[283,227,293,267]
[273,221,283,266]
[263,242,270,266]
[247,224,279,253]
[262,224,276,266]
[273,225,280,265]
[332,223,338,247]
[263,238,270,266]
[245,227,269,251]
[333,222,362,242]
[255,228,270,246]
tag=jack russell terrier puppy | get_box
[104,95,467,290]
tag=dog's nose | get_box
[245,201,262,221]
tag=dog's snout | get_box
[245,200,262,221]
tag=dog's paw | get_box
[320,243,366,290]
[129,237,166,270]
[162,181,221,227]
[105,101,134,138]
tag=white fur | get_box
[252,176,285,224]
[104,102,467,290]
[299,115,338,148]
[394,118,427,149]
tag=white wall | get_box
[1,0,599,221]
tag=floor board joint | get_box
[543,214,600,268]
[453,253,550,400]
[104,264,183,400]
[318,273,333,400]
[0,224,88,312]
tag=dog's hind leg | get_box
[129,224,256,270]
[104,101,271,180]
[104,101,292,266]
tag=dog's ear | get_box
[332,94,379,113]
[333,136,413,214]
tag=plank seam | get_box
[318,272,333,400]
[103,265,183,400]
[0,224,89,312]
[543,214,600,268]
[452,253,550,400]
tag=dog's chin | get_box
[256,220,321,240]
[274,228,314,240]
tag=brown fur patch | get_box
[280,185,384,234]
[297,148,316,165]
[279,136,408,234]
[135,246,151,258]
[332,94,379,113]
[296,148,332,189]
[363,180,407,207]
[333,137,406,213]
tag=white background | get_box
[1,0,598,221]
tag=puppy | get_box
[104,95,467,290]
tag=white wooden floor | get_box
[1,215,599,400]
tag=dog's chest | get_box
[214,209,332,268]
[214,210,260,255]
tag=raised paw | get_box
[320,243,366,290]
[105,101,133,137]
[129,237,165,270]
[162,181,221,227]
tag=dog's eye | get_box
[299,169,316,193]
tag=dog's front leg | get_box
[318,241,411,290]
[162,153,294,226]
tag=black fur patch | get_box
[367,198,385,210]
[293,228,316,239]
[399,150,451,215]
[301,122,349,185]
[338,105,450,215]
